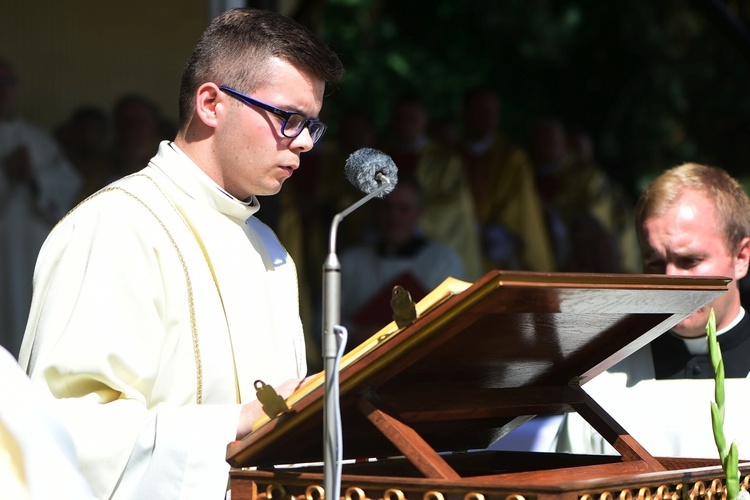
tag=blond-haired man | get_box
[554,163,750,458]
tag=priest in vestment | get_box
[384,96,484,281]
[460,87,556,273]
[18,9,344,499]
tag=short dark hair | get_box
[177,8,344,127]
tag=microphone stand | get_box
[322,173,392,500]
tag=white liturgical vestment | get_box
[0,346,94,499]
[552,314,750,459]
[19,141,307,499]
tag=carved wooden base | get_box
[230,462,750,500]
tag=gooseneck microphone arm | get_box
[326,172,392,254]
[323,149,396,500]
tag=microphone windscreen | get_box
[344,148,398,197]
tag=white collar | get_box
[148,141,261,223]
[682,307,745,355]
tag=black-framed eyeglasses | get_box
[219,86,327,144]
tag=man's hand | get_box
[236,377,311,439]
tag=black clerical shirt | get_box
[651,311,750,379]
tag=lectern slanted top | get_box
[227,271,745,499]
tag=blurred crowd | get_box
[1,56,641,367]
[263,86,642,368]
[0,58,174,358]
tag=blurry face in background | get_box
[391,101,428,145]
[339,114,375,151]
[377,182,424,247]
[77,116,109,156]
[463,91,499,140]
[567,131,594,163]
[0,60,19,120]
[529,119,567,173]
[114,100,158,151]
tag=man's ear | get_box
[734,236,750,280]
[194,83,221,128]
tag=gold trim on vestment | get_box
[64,175,204,403]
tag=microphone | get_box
[344,147,398,197]
[322,148,397,500]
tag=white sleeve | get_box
[0,346,95,499]
[113,404,241,499]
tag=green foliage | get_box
[315,0,750,197]
[707,308,740,500]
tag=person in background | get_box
[314,110,380,252]
[529,116,639,273]
[553,163,750,458]
[340,175,465,348]
[384,95,484,281]
[18,8,343,498]
[460,86,555,273]
[54,105,111,203]
[0,57,81,358]
[287,110,381,370]
[105,93,162,180]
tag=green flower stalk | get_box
[707,308,740,500]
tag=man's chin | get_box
[255,184,284,197]
[672,316,708,339]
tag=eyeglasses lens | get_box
[284,115,305,138]
[284,115,325,144]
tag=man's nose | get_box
[293,127,315,153]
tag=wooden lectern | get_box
[227,271,750,499]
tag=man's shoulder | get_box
[79,170,171,207]
[55,170,180,236]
